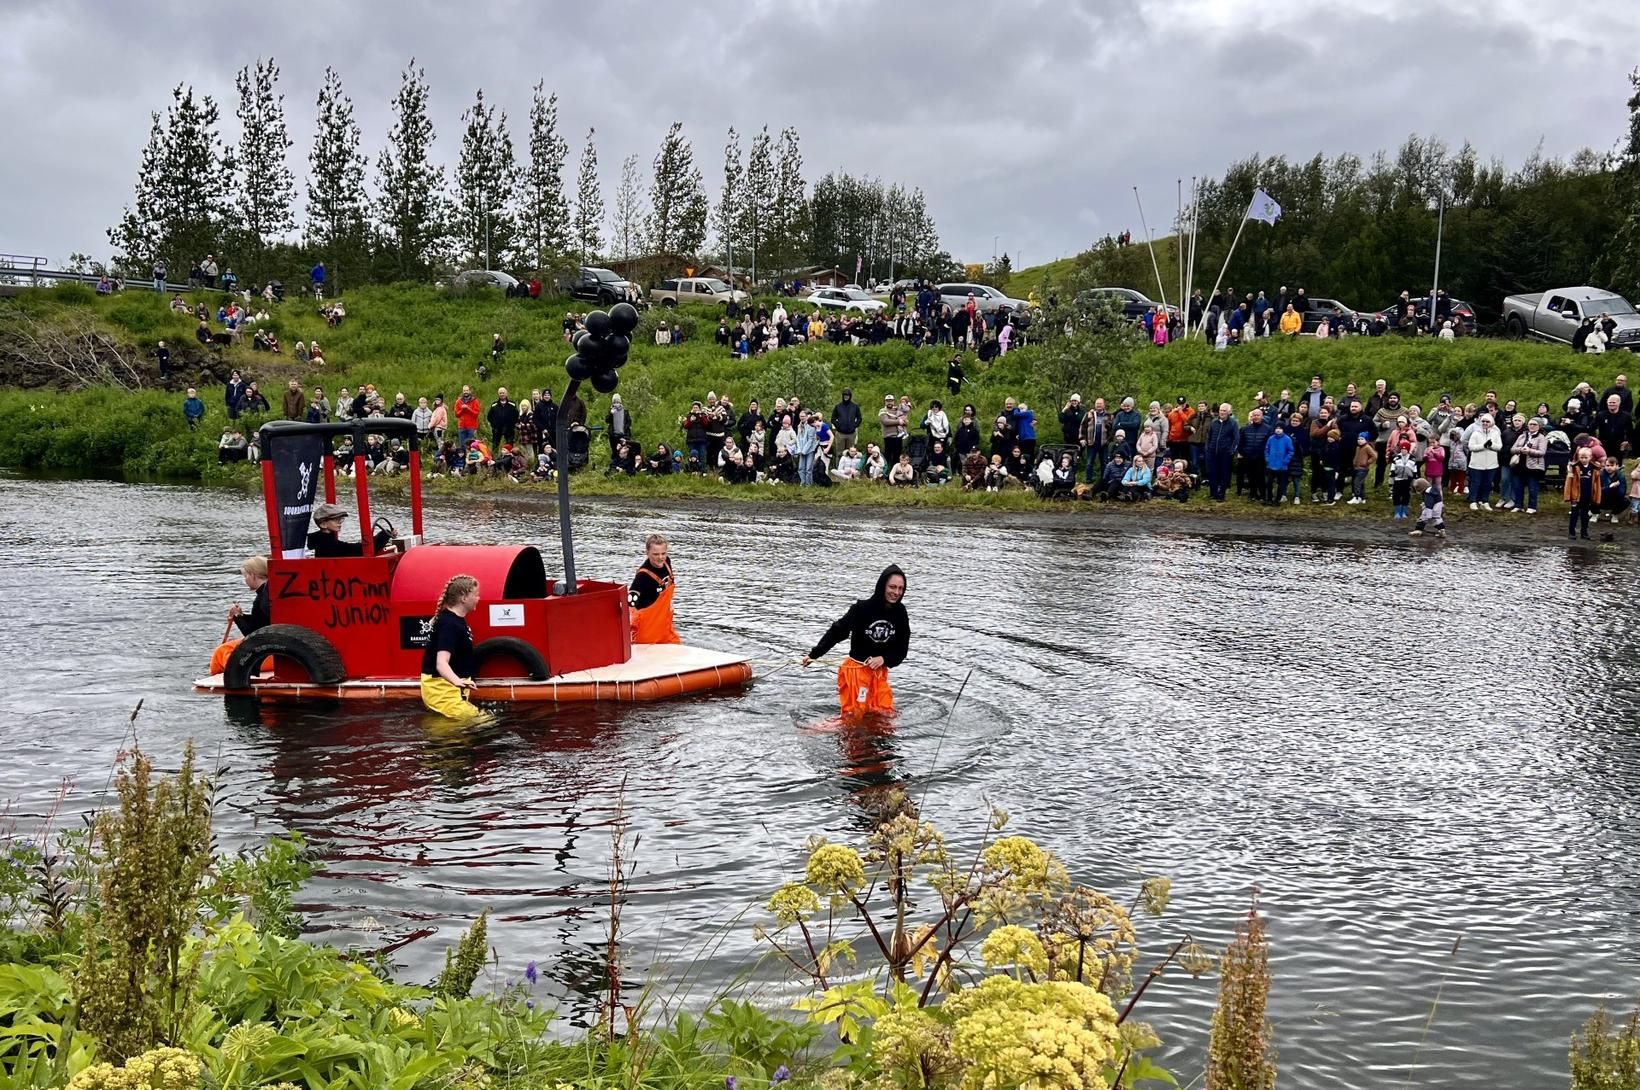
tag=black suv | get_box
[561,266,640,305]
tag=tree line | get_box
[103,59,951,293]
[1054,65,1640,323]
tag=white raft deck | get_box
[195,643,754,703]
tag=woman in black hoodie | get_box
[802,565,910,717]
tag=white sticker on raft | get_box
[489,604,525,627]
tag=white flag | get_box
[1248,188,1281,225]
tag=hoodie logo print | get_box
[866,620,894,643]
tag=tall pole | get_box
[1200,208,1251,338]
[1429,192,1445,335]
[554,378,580,594]
[1133,187,1168,310]
[1186,177,1201,337]
[1176,178,1184,320]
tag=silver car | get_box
[451,269,519,291]
[804,287,886,314]
[936,282,1030,315]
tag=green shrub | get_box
[1571,1003,1640,1090]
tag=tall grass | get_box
[0,282,1628,480]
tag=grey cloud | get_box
[1,0,1636,271]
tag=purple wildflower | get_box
[525,960,538,984]
[725,1078,737,1090]
[773,1067,790,1084]
[526,999,535,1010]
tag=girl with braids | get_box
[420,574,485,720]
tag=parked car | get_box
[1500,286,1640,350]
[871,278,923,298]
[450,269,520,292]
[562,266,643,305]
[1369,294,1478,335]
[804,287,887,314]
[651,276,749,308]
[936,282,1031,316]
[1073,287,1179,323]
[1300,298,1361,333]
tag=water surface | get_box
[0,476,1635,1086]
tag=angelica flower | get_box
[980,924,1049,976]
[805,842,866,894]
[982,835,1060,889]
[768,882,822,924]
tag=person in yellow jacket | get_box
[420,574,487,720]
[1278,304,1303,336]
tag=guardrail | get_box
[0,265,229,295]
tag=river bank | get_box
[143,461,1640,554]
[2,282,1626,484]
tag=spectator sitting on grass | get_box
[888,453,917,487]
[217,426,247,463]
[1120,455,1154,501]
[960,450,987,490]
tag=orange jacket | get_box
[1167,405,1195,445]
[1564,463,1602,505]
[454,396,483,429]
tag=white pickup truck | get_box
[1501,286,1640,350]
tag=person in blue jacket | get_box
[1235,408,1274,499]
[1263,423,1295,505]
[1283,410,1309,504]
[1205,403,1239,502]
[182,387,206,429]
[1012,402,1038,464]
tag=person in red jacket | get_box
[454,385,483,444]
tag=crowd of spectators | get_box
[192,354,1640,540]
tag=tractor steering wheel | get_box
[372,516,396,550]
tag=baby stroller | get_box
[268,279,285,303]
[566,423,593,471]
[905,434,930,474]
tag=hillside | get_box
[0,282,1619,483]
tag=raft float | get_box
[195,418,752,703]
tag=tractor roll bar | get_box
[258,419,425,556]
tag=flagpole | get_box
[1133,187,1168,310]
[1429,191,1445,335]
[1186,177,1201,337]
[1200,208,1250,339]
[1179,178,1189,322]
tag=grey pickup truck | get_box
[1501,285,1640,350]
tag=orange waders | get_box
[631,571,681,644]
[836,657,894,716]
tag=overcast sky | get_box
[2,0,1636,271]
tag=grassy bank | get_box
[0,282,1627,489]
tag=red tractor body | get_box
[199,417,746,702]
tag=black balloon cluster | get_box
[566,302,638,394]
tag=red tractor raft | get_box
[194,418,752,703]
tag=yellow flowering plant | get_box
[757,793,1209,1089]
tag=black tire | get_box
[599,290,618,306]
[1506,315,1526,339]
[224,624,345,689]
[661,297,676,308]
[473,637,550,681]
